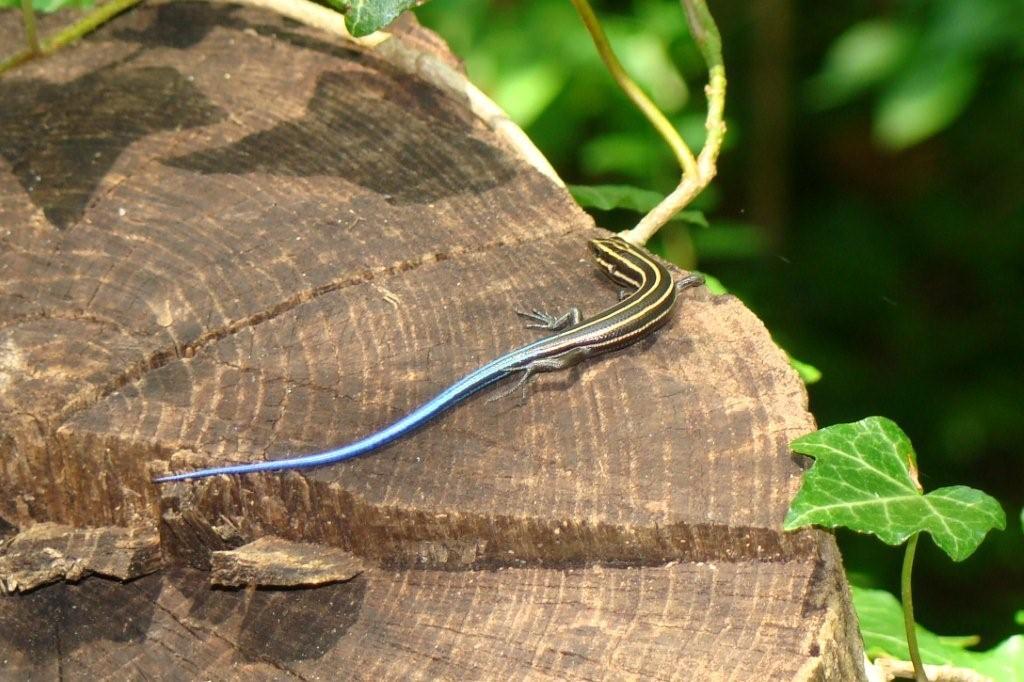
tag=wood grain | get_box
[1,562,861,680]
[0,2,864,678]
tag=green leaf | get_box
[784,417,1005,561]
[579,133,671,180]
[568,184,707,227]
[611,28,687,112]
[694,271,727,296]
[853,586,1024,681]
[0,0,96,12]
[874,56,979,149]
[569,183,658,211]
[937,634,981,649]
[319,0,419,38]
[787,354,822,385]
[807,20,911,108]
[35,0,87,11]
[491,63,565,128]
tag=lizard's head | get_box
[589,236,643,289]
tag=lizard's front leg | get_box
[515,306,583,332]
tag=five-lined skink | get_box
[155,236,700,482]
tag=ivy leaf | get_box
[320,0,420,38]
[853,586,1024,681]
[784,417,1005,561]
[568,184,708,227]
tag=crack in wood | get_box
[53,230,575,435]
[140,582,309,679]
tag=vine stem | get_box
[902,532,930,682]
[1,0,142,75]
[568,0,698,180]
[620,0,726,246]
[20,0,41,55]
[570,0,727,247]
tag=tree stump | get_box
[0,3,865,679]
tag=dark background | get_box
[418,0,1023,644]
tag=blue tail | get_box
[153,356,519,482]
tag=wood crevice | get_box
[53,228,579,440]
[159,471,821,570]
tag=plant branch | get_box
[20,0,41,55]
[568,0,699,179]
[902,533,929,682]
[1,0,142,75]
[619,0,727,247]
[680,0,722,67]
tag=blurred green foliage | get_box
[568,183,706,226]
[808,0,1023,148]
[417,0,1023,645]
[853,586,1023,679]
[1,0,411,37]
[0,0,94,11]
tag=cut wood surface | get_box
[0,2,865,679]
